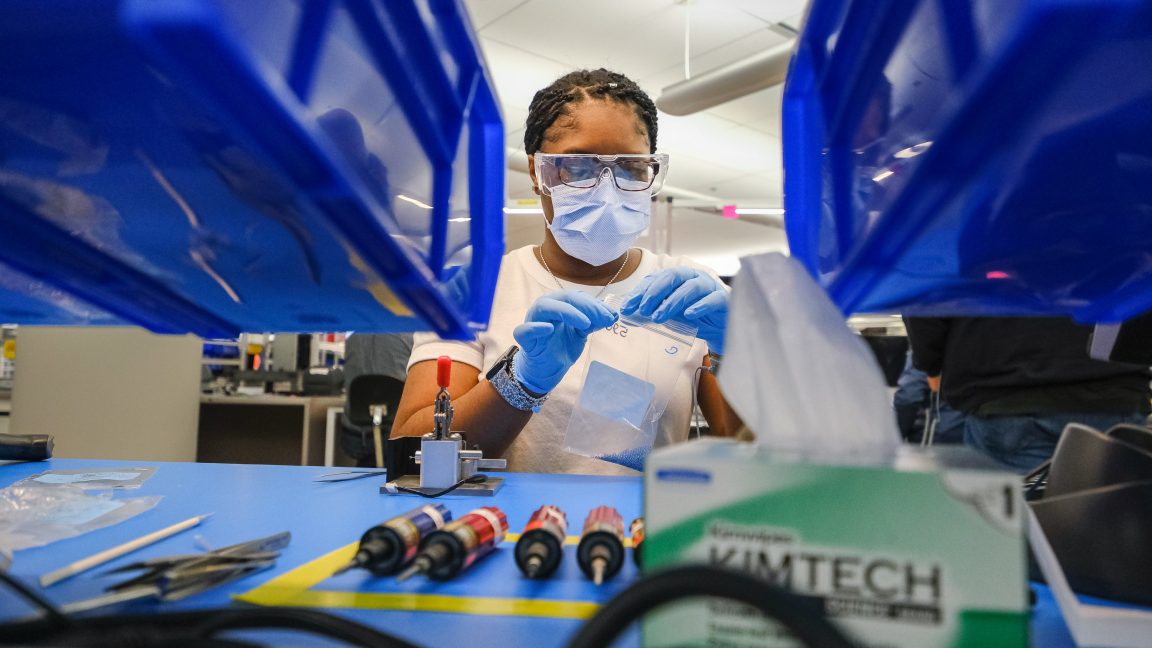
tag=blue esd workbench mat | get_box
[0,0,503,338]
[784,0,1152,322]
[0,460,641,647]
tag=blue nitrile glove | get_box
[513,290,619,394]
[620,267,729,355]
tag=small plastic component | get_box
[515,505,568,579]
[437,356,453,390]
[333,504,451,577]
[397,506,507,582]
[577,506,625,586]
[629,517,645,568]
[432,356,454,440]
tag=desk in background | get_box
[198,395,346,466]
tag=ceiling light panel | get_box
[474,0,775,81]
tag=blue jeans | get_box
[892,356,965,444]
[929,406,966,445]
[963,412,1149,474]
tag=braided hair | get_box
[523,69,658,154]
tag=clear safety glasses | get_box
[533,153,670,196]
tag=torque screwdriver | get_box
[629,517,645,568]
[577,506,625,586]
[515,505,568,579]
[397,506,507,582]
[333,504,452,576]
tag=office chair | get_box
[340,375,404,468]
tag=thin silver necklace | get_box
[536,246,630,299]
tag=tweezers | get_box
[59,531,290,614]
[314,470,387,482]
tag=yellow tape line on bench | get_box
[252,588,601,619]
[234,542,360,607]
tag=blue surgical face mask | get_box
[546,174,651,267]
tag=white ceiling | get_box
[461,0,806,275]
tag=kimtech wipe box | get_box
[643,439,1027,648]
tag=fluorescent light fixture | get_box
[503,207,544,215]
[734,208,785,216]
[397,194,433,210]
[894,141,933,159]
[872,169,895,182]
[448,217,471,223]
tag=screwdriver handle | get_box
[437,356,452,390]
[0,434,53,461]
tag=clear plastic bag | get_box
[15,467,156,490]
[564,360,656,470]
[0,482,161,569]
[562,294,699,471]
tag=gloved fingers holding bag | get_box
[620,266,728,355]
[513,290,619,395]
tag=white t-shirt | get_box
[409,245,718,475]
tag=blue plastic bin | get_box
[784,0,1152,322]
[0,0,503,338]
[0,263,124,326]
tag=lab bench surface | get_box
[0,459,642,647]
[0,459,1090,647]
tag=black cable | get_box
[193,607,422,647]
[0,607,422,647]
[389,474,487,498]
[691,364,709,439]
[565,565,859,648]
[0,569,74,628]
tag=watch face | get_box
[486,346,518,381]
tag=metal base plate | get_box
[380,475,503,497]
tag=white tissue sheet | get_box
[718,253,900,458]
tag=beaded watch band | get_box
[486,347,548,413]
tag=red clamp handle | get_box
[437,356,452,390]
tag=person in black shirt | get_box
[905,316,1151,473]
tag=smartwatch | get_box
[486,346,548,413]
